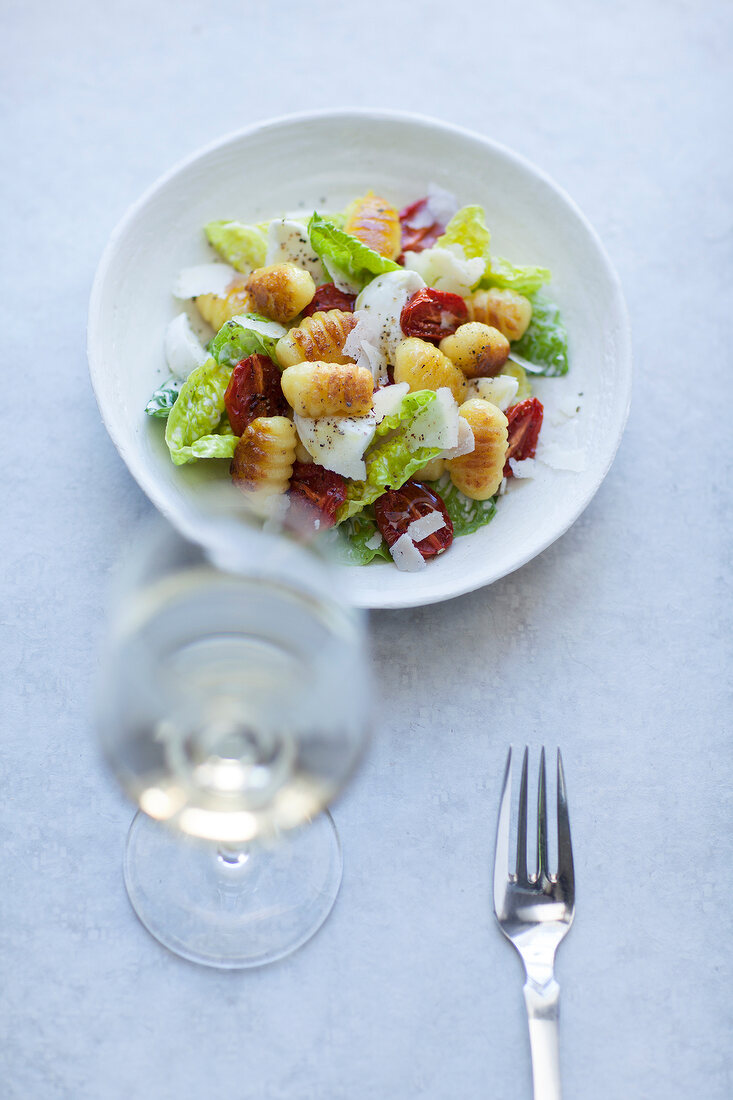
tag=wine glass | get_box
[96,503,370,969]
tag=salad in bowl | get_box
[146,186,570,572]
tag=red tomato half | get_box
[398,197,445,258]
[224,354,287,436]
[288,462,347,530]
[400,288,468,344]
[375,479,453,560]
[301,284,357,317]
[503,398,544,476]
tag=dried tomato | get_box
[301,284,357,317]
[503,398,544,477]
[288,462,347,530]
[375,479,453,560]
[400,288,468,344]
[398,197,445,259]
[224,354,287,436]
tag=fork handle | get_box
[523,977,561,1100]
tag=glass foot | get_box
[123,810,342,968]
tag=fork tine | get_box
[515,746,529,884]
[537,746,549,880]
[493,747,512,915]
[556,749,575,895]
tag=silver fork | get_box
[493,747,575,1100]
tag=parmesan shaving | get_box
[538,445,586,472]
[441,417,475,459]
[407,511,447,543]
[508,458,537,478]
[389,533,426,572]
[173,263,239,299]
[372,382,409,422]
[425,183,459,226]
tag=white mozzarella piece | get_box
[350,269,426,371]
[389,532,426,572]
[164,313,209,379]
[406,510,447,543]
[469,375,519,412]
[402,245,484,296]
[441,416,475,459]
[372,382,409,423]
[265,219,324,282]
[294,411,377,481]
[406,387,460,451]
[173,263,239,299]
[365,532,384,551]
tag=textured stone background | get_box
[1,1,731,1096]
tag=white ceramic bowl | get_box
[88,109,631,609]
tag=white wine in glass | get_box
[97,517,369,968]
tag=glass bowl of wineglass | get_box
[96,502,370,968]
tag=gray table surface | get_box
[2,1,731,1097]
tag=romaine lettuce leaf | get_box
[336,390,441,523]
[308,212,400,292]
[145,376,183,419]
[333,511,391,565]
[205,221,268,272]
[512,293,569,376]
[210,313,287,366]
[434,473,498,537]
[480,256,551,296]
[436,205,491,261]
[165,357,236,465]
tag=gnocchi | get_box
[447,398,508,500]
[466,288,533,342]
[439,322,510,378]
[280,361,374,418]
[245,263,315,323]
[393,338,467,405]
[276,309,358,368]
[230,415,296,497]
[344,192,402,260]
[196,281,251,332]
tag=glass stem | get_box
[216,843,250,867]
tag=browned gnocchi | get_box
[344,192,402,260]
[393,338,467,405]
[439,322,510,378]
[447,398,508,500]
[280,361,374,418]
[276,310,358,368]
[244,263,315,323]
[196,281,251,332]
[466,288,533,342]
[230,415,297,497]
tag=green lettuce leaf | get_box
[336,390,441,523]
[512,293,569,376]
[436,205,491,261]
[145,376,183,419]
[307,212,400,291]
[165,357,236,465]
[437,206,550,295]
[434,474,498,537]
[480,256,551,296]
[210,313,287,366]
[333,510,391,565]
[205,221,268,272]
